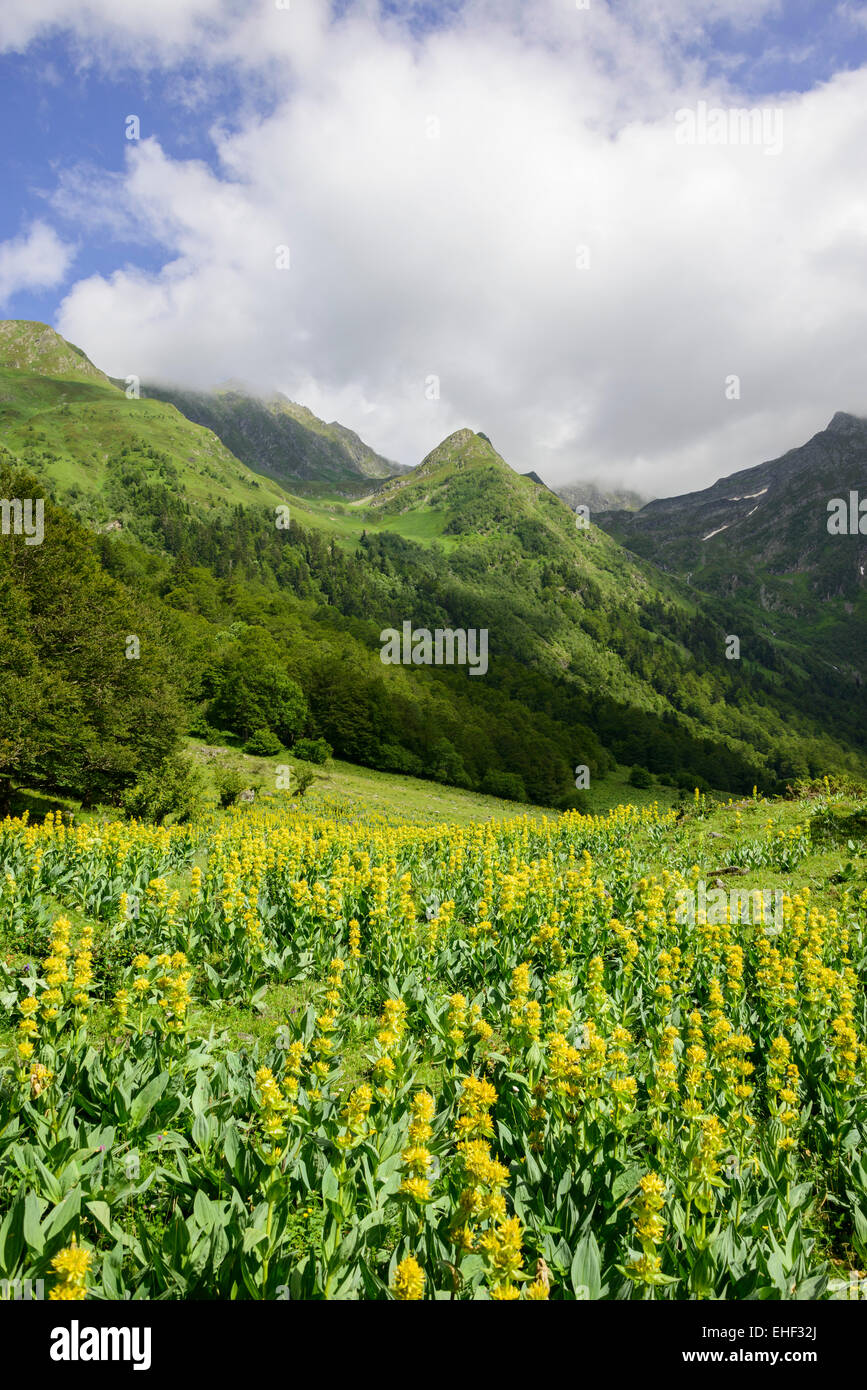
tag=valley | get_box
[0,320,865,821]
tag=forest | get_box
[2,439,864,819]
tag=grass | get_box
[185,739,686,823]
[0,367,291,515]
[2,742,696,836]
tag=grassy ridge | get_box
[0,367,291,513]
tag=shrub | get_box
[377,743,424,776]
[675,771,710,793]
[244,729,283,757]
[293,736,332,765]
[809,808,867,844]
[629,766,653,789]
[482,770,528,803]
[291,766,316,798]
[214,767,244,808]
[188,707,223,741]
[121,755,206,824]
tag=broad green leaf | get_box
[23,1192,45,1255]
[44,1187,82,1241]
[570,1232,602,1300]
[130,1072,170,1127]
[86,1200,114,1235]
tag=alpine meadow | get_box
[1,0,866,1347]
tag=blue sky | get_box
[690,0,867,96]
[0,43,272,322]
[1,0,866,492]
[3,1,866,325]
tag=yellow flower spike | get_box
[49,1238,92,1301]
[391,1256,425,1301]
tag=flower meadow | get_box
[1,791,866,1301]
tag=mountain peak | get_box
[441,427,480,449]
[0,320,112,384]
[826,410,867,435]
[417,428,505,476]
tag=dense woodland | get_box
[2,439,865,816]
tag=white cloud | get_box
[0,221,75,307]
[0,0,229,60]
[836,3,867,32]
[6,0,858,497]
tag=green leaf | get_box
[223,1124,240,1172]
[166,1212,190,1263]
[192,1112,214,1151]
[101,1243,124,1300]
[0,1194,24,1273]
[766,1247,788,1294]
[611,1163,644,1205]
[322,1165,340,1202]
[570,1232,602,1300]
[337,1225,360,1263]
[130,1072,169,1127]
[524,1149,543,1185]
[851,1202,867,1258]
[193,1189,219,1233]
[191,1074,211,1117]
[242,1225,269,1253]
[23,1192,45,1256]
[86,1200,114,1235]
[330,1266,360,1299]
[31,1156,64,1205]
[44,1187,82,1242]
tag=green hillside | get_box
[182,740,679,825]
[138,380,408,497]
[1,322,866,819]
[596,412,867,680]
[0,318,111,383]
[0,322,292,517]
[100,423,867,798]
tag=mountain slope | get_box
[556,481,648,513]
[0,325,864,802]
[0,319,112,384]
[353,429,867,782]
[138,381,409,497]
[0,322,292,520]
[596,412,867,677]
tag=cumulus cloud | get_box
[8,0,861,496]
[0,221,75,308]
